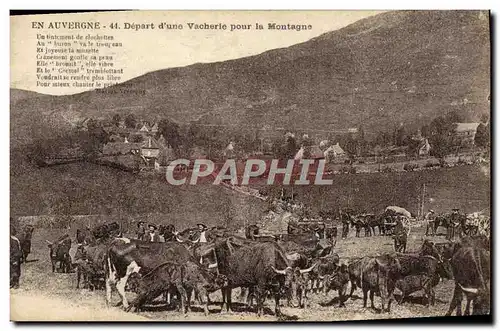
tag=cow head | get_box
[322,263,349,294]
[127,272,142,293]
[420,240,442,260]
[23,224,35,238]
[272,263,316,307]
[213,274,229,289]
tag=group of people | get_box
[135,221,209,243]
[424,208,464,239]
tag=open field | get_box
[11,224,462,322]
[252,164,490,216]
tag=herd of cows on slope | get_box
[11,214,490,320]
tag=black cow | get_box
[182,260,229,315]
[159,224,177,242]
[93,222,121,240]
[395,258,453,306]
[17,224,35,263]
[76,227,95,246]
[213,238,313,317]
[126,262,187,313]
[105,238,195,310]
[348,254,402,312]
[288,267,314,309]
[74,242,108,290]
[313,253,340,292]
[369,215,386,236]
[322,263,350,307]
[46,235,72,273]
[445,244,490,316]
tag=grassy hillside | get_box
[10,157,267,230]
[252,164,490,216]
[10,11,490,148]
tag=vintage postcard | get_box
[10,10,491,322]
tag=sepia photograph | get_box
[9,9,491,322]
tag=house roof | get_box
[294,145,325,159]
[151,122,159,132]
[142,137,160,149]
[310,145,325,159]
[139,124,150,132]
[325,143,345,155]
[455,123,480,132]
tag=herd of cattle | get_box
[339,209,490,239]
[12,218,490,320]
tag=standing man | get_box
[424,209,436,236]
[449,208,461,240]
[136,221,146,241]
[341,213,350,239]
[197,223,208,243]
[10,223,22,289]
[147,224,161,242]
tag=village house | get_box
[324,143,346,163]
[454,122,480,146]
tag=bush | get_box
[403,163,419,172]
[381,166,395,173]
[425,160,440,168]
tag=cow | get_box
[105,238,195,310]
[369,215,386,236]
[312,253,340,293]
[159,224,177,242]
[348,254,402,312]
[288,267,314,309]
[182,261,229,315]
[93,222,121,240]
[126,262,188,313]
[395,257,453,306]
[74,242,108,290]
[76,227,95,246]
[17,224,35,263]
[351,215,371,237]
[213,238,314,317]
[445,244,490,316]
[322,263,350,307]
[46,235,72,273]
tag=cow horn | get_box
[299,262,318,274]
[318,274,325,280]
[208,262,218,269]
[271,266,287,275]
[45,240,53,245]
[458,283,479,294]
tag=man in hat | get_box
[424,209,436,236]
[136,221,146,241]
[148,224,161,242]
[10,222,22,289]
[197,223,208,243]
[448,208,461,240]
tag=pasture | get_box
[11,224,459,322]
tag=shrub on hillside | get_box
[403,163,420,172]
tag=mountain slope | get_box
[11,10,490,146]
